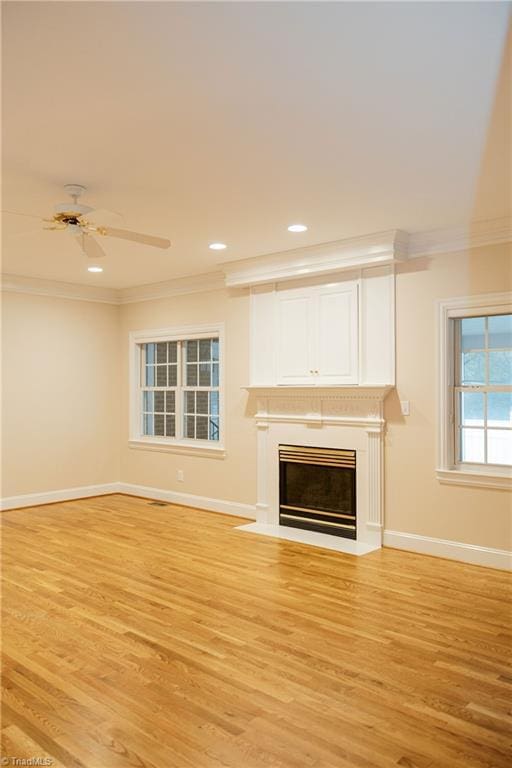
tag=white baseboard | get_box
[0,483,120,511]
[117,482,256,520]
[3,485,508,570]
[383,530,512,571]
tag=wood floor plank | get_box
[2,493,511,768]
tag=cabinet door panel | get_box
[317,284,358,383]
[277,294,314,383]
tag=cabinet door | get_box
[316,283,358,384]
[277,291,315,384]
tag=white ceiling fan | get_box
[3,184,171,261]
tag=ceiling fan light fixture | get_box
[87,265,103,273]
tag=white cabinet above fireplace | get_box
[250,266,395,387]
[277,281,358,385]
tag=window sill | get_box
[128,439,226,459]
[436,468,512,490]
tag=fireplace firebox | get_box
[279,445,356,539]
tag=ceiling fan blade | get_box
[97,226,170,249]
[75,233,106,261]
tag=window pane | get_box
[460,392,484,427]
[186,363,197,386]
[488,393,512,428]
[488,314,512,349]
[212,363,219,387]
[212,339,219,361]
[186,340,198,362]
[196,416,208,439]
[143,391,154,412]
[185,415,195,438]
[489,351,512,385]
[196,391,208,414]
[154,415,165,436]
[145,365,155,387]
[460,317,485,351]
[460,352,485,385]
[168,341,178,363]
[209,416,220,441]
[165,391,175,413]
[199,339,211,361]
[146,343,156,365]
[199,363,211,386]
[168,364,177,387]
[156,366,167,387]
[165,415,176,437]
[154,391,165,412]
[143,414,154,435]
[487,430,512,466]
[185,391,195,412]
[210,391,219,416]
[156,342,167,363]
[460,428,485,463]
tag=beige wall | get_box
[2,242,511,553]
[119,287,256,505]
[1,292,120,497]
[386,243,511,551]
[118,244,511,552]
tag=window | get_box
[438,294,512,489]
[455,315,512,467]
[129,325,224,456]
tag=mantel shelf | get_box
[243,385,394,400]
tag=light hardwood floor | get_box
[2,493,511,768]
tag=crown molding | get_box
[117,271,225,304]
[408,216,512,258]
[2,217,510,302]
[1,271,226,306]
[1,273,119,304]
[221,230,409,288]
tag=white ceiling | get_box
[2,2,510,289]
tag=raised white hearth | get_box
[238,386,392,555]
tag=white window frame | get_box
[129,323,225,458]
[437,292,512,489]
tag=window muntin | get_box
[139,337,220,443]
[455,314,512,467]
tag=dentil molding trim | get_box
[2,216,510,301]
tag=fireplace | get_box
[279,445,356,539]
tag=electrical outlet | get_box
[400,400,410,416]
[177,469,184,482]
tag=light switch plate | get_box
[400,400,410,416]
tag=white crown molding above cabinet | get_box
[222,230,409,288]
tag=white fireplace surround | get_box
[238,386,392,555]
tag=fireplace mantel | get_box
[239,384,391,555]
[244,385,393,431]
[244,385,393,398]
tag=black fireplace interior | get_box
[279,445,356,539]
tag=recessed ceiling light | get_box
[209,242,227,250]
[88,265,103,273]
[288,224,308,233]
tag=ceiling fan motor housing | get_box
[53,202,93,221]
